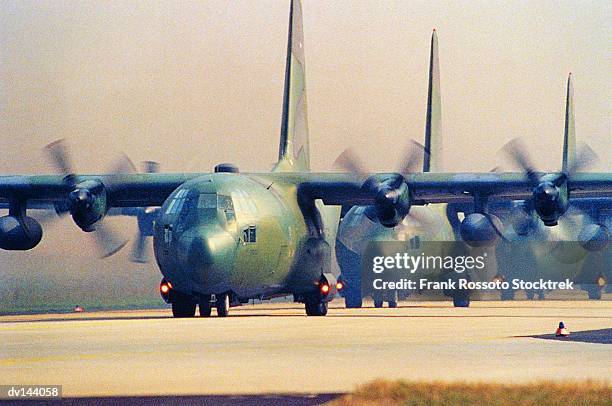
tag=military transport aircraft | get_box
[1,0,610,317]
[335,30,611,308]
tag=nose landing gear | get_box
[216,293,230,317]
[163,278,234,318]
[199,295,212,317]
[198,293,231,317]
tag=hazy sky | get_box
[0,1,610,290]
[1,0,610,175]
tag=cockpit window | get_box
[218,195,235,225]
[217,195,233,212]
[194,193,235,227]
[198,193,217,209]
[165,189,189,215]
[231,190,258,217]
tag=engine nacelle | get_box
[460,213,503,247]
[0,215,43,250]
[68,180,108,232]
[362,174,411,228]
[578,224,609,252]
[511,210,534,236]
[533,181,568,226]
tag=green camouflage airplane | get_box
[335,31,611,308]
[0,0,610,317]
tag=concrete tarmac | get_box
[0,301,610,398]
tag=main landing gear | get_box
[373,290,399,308]
[305,300,328,316]
[171,290,197,318]
[452,295,470,308]
[301,276,337,316]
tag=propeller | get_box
[333,148,369,178]
[499,137,601,233]
[42,139,133,259]
[129,161,160,263]
[44,139,77,186]
[333,139,427,228]
[333,139,427,177]
[398,140,427,175]
[500,138,540,185]
[501,137,599,184]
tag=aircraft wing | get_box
[0,173,201,207]
[2,171,610,209]
[298,172,612,206]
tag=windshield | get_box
[198,193,217,209]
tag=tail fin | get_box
[562,73,575,173]
[274,0,310,173]
[423,29,442,172]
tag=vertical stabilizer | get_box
[562,73,575,173]
[423,29,442,172]
[274,0,310,173]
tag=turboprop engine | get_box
[67,180,108,232]
[532,178,569,226]
[578,223,609,252]
[0,215,43,250]
[362,174,411,228]
[459,213,503,247]
[0,138,139,258]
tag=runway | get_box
[0,301,610,399]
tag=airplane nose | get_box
[198,231,235,265]
[178,226,236,290]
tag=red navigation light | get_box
[160,284,170,294]
[320,284,330,294]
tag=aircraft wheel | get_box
[587,286,602,300]
[199,295,212,317]
[344,285,363,308]
[500,289,515,301]
[216,293,230,317]
[305,301,328,316]
[452,296,470,307]
[373,300,384,308]
[398,291,410,300]
[388,301,398,308]
[345,295,363,308]
[526,290,535,300]
[171,291,196,318]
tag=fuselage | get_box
[153,172,338,301]
[336,203,455,298]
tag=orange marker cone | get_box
[555,321,569,337]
